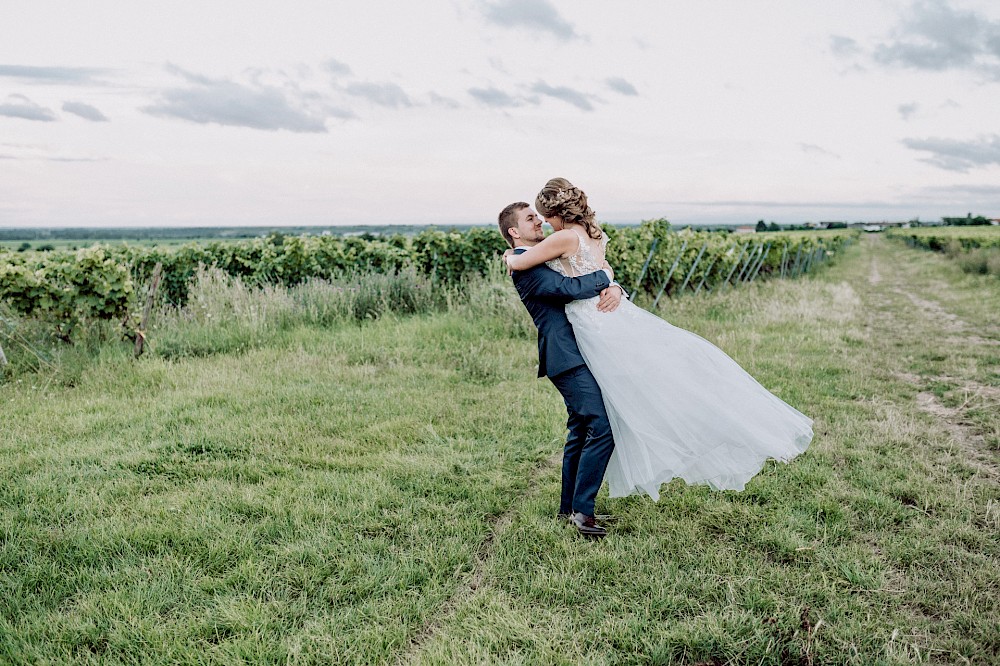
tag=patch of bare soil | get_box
[944,334,1000,347]
[893,288,968,334]
[892,371,999,479]
[869,256,881,285]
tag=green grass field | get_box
[1,236,998,664]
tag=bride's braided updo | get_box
[535,177,602,240]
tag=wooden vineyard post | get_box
[803,247,817,274]
[693,253,720,295]
[736,244,761,283]
[742,244,762,283]
[677,241,709,294]
[720,242,750,292]
[0,342,7,366]
[134,262,163,358]
[746,242,772,283]
[779,245,788,278]
[790,246,803,277]
[632,237,659,296]
[652,238,689,309]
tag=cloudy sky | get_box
[1,0,999,228]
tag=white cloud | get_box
[0,94,56,121]
[141,65,336,132]
[482,0,579,39]
[829,35,861,57]
[898,102,919,120]
[0,64,109,84]
[62,101,109,122]
[468,86,523,108]
[605,77,638,96]
[902,134,1000,172]
[428,92,460,108]
[322,58,352,77]
[530,81,594,111]
[343,81,413,108]
[873,0,1000,78]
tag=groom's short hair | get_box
[498,202,528,248]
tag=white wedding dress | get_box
[548,230,813,500]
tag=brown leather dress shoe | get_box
[569,512,607,538]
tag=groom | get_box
[497,202,623,538]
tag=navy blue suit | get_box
[511,249,616,516]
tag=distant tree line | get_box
[753,220,845,232]
[15,243,55,252]
[942,214,991,226]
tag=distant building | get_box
[734,225,756,234]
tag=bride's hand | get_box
[502,249,515,276]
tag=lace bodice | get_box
[545,229,609,277]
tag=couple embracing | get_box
[498,178,814,538]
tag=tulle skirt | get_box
[566,297,813,501]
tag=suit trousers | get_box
[548,364,616,517]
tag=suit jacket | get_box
[511,248,610,378]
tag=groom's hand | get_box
[597,285,622,312]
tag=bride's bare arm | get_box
[504,230,578,271]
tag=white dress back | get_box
[545,228,608,278]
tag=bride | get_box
[504,178,813,501]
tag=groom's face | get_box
[512,207,545,246]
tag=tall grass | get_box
[0,302,128,386]
[2,263,532,383]
[933,240,1000,277]
[952,246,1000,277]
[147,264,530,359]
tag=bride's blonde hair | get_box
[535,178,602,240]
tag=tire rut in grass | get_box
[867,239,1000,478]
[889,286,998,472]
[902,377,999,480]
[396,449,562,665]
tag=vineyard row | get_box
[887,226,1000,252]
[0,221,857,337]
